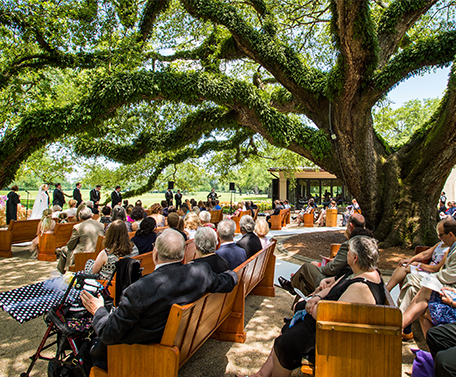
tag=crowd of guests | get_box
[18,186,456,376]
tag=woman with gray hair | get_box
[191,227,229,273]
[238,235,385,377]
[106,205,133,233]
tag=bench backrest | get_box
[252,208,259,221]
[7,219,40,243]
[314,297,402,377]
[208,210,223,225]
[53,222,77,247]
[183,239,197,264]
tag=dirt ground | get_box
[282,230,415,271]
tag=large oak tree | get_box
[1,0,456,246]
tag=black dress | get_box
[131,233,157,255]
[6,191,20,224]
[274,273,386,370]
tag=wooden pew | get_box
[0,219,40,258]
[281,208,290,227]
[183,239,197,264]
[301,287,402,377]
[232,210,250,233]
[303,208,314,227]
[252,208,259,221]
[89,240,277,377]
[38,222,78,261]
[325,208,338,227]
[208,209,223,226]
[270,209,287,230]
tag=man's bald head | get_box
[155,228,185,262]
[349,213,365,230]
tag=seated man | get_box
[236,215,262,259]
[266,200,283,226]
[81,228,238,370]
[216,219,247,270]
[400,219,456,340]
[278,214,365,299]
[167,212,188,241]
[57,207,104,273]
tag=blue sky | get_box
[388,67,451,109]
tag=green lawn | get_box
[0,190,270,210]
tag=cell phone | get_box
[443,290,456,300]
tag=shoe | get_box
[278,276,296,295]
[402,331,414,341]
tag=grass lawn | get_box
[0,190,271,210]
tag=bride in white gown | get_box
[30,184,50,219]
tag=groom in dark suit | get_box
[53,183,65,207]
[81,228,238,370]
[111,186,122,207]
[73,182,83,206]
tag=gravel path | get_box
[0,239,421,377]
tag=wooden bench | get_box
[208,209,223,226]
[301,287,402,377]
[325,208,338,227]
[303,208,314,227]
[0,219,40,258]
[252,208,259,221]
[89,240,277,377]
[38,222,78,261]
[232,210,250,233]
[270,209,287,230]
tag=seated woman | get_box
[64,199,78,217]
[295,198,316,226]
[99,206,112,226]
[386,241,449,292]
[198,200,207,211]
[199,210,215,230]
[131,217,157,255]
[85,220,137,280]
[238,235,384,377]
[149,203,165,227]
[254,219,271,249]
[130,206,145,231]
[227,202,243,219]
[315,199,337,227]
[125,204,134,222]
[30,208,56,258]
[184,212,201,239]
[106,205,132,233]
[191,227,229,273]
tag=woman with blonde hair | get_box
[149,203,165,227]
[254,219,271,249]
[184,212,201,239]
[85,220,137,280]
[30,208,56,258]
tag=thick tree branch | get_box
[0,70,333,188]
[138,0,172,42]
[369,30,456,104]
[377,0,438,68]
[180,0,326,119]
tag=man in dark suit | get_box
[90,185,101,213]
[73,182,83,206]
[111,186,122,207]
[215,219,247,270]
[236,215,262,259]
[165,188,173,207]
[174,189,182,209]
[81,228,238,370]
[53,183,66,207]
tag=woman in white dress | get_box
[30,184,50,219]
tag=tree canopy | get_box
[1,0,456,246]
